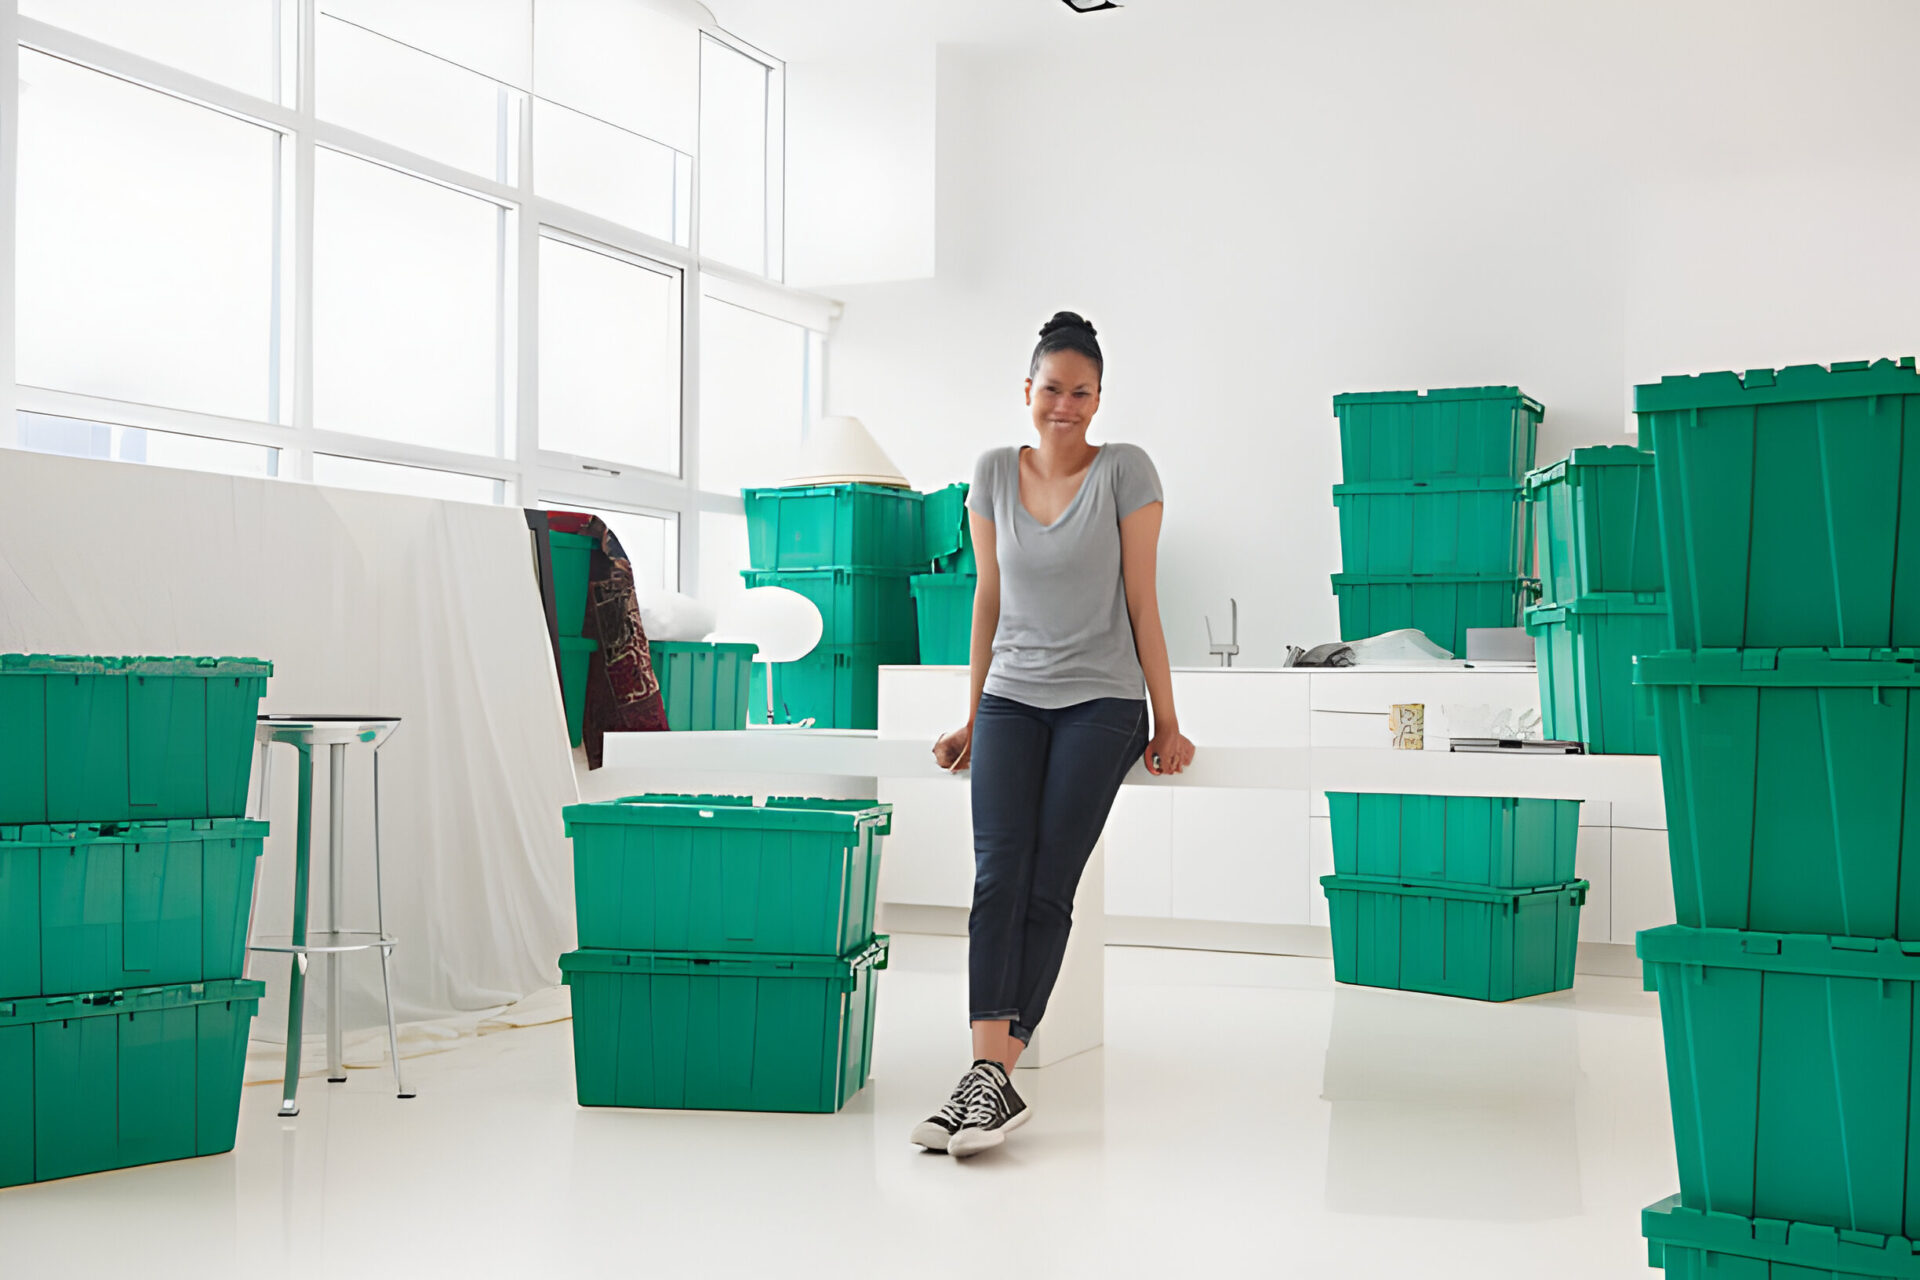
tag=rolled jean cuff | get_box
[1010,1023,1033,1045]
[970,1008,1021,1024]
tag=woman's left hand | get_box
[1144,724,1195,776]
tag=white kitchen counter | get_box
[588,662,1674,977]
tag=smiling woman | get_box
[910,309,1195,1159]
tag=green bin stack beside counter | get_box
[561,795,892,1113]
[912,480,979,666]
[1320,792,1586,1002]
[648,640,758,732]
[742,482,924,728]
[1330,387,1543,655]
[1630,357,1920,1276]
[1524,446,1666,754]
[0,654,270,1189]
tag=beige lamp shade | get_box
[783,415,910,488]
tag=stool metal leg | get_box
[373,747,413,1098]
[327,742,347,1084]
[280,744,314,1117]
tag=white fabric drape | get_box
[0,450,580,1038]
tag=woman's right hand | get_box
[932,723,973,773]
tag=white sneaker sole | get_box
[910,1120,955,1151]
[948,1106,1031,1159]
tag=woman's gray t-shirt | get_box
[966,442,1163,709]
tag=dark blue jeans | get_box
[969,692,1149,1043]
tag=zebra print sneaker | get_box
[946,1059,1030,1158]
[910,1065,985,1152]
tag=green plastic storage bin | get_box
[1643,1196,1920,1280]
[1639,924,1920,1238]
[565,794,891,957]
[1526,446,1662,606]
[1334,386,1543,483]
[740,567,919,655]
[549,530,594,638]
[923,482,976,574]
[1326,793,1580,889]
[1323,875,1585,1001]
[0,978,262,1188]
[1635,357,1920,649]
[561,936,887,1113]
[1526,592,1668,755]
[743,483,925,572]
[1637,647,1920,939]
[1332,477,1531,577]
[911,573,976,665]
[649,641,757,731]
[0,818,267,999]
[763,642,898,730]
[559,636,597,748]
[0,655,271,826]
[1330,573,1535,656]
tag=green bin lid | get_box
[1331,476,1526,497]
[741,483,923,501]
[560,935,889,982]
[0,979,266,1027]
[1524,445,1653,492]
[1525,592,1667,629]
[1633,356,1919,414]
[741,566,916,584]
[563,794,892,833]
[910,572,978,593]
[1331,572,1539,587]
[1642,1195,1920,1278]
[1333,386,1543,414]
[0,817,270,847]
[1632,647,1920,688]
[0,653,273,676]
[1637,924,1920,979]
[647,640,758,657]
[1320,873,1588,907]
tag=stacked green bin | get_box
[1632,357,1920,1270]
[0,654,269,1188]
[561,795,892,1113]
[648,641,758,731]
[742,484,923,728]
[549,531,594,637]
[1320,793,1585,1001]
[0,655,271,823]
[911,573,976,665]
[912,481,978,665]
[1524,447,1666,754]
[1330,387,1542,655]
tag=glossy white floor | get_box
[0,935,1677,1279]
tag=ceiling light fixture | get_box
[1060,0,1122,12]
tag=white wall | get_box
[730,0,1920,666]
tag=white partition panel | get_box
[1169,787,1311,925]
[1104,787,1174,918]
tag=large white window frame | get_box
[0,3,837,594]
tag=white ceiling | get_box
[709,0,1160,61]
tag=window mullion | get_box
[515,86,538,508]
[289,0,317,481]
[0,1,20,448]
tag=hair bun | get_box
[1040,311,1096,339]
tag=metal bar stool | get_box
[249,715,412,1117]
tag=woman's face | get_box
[1025,350,1102,443]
